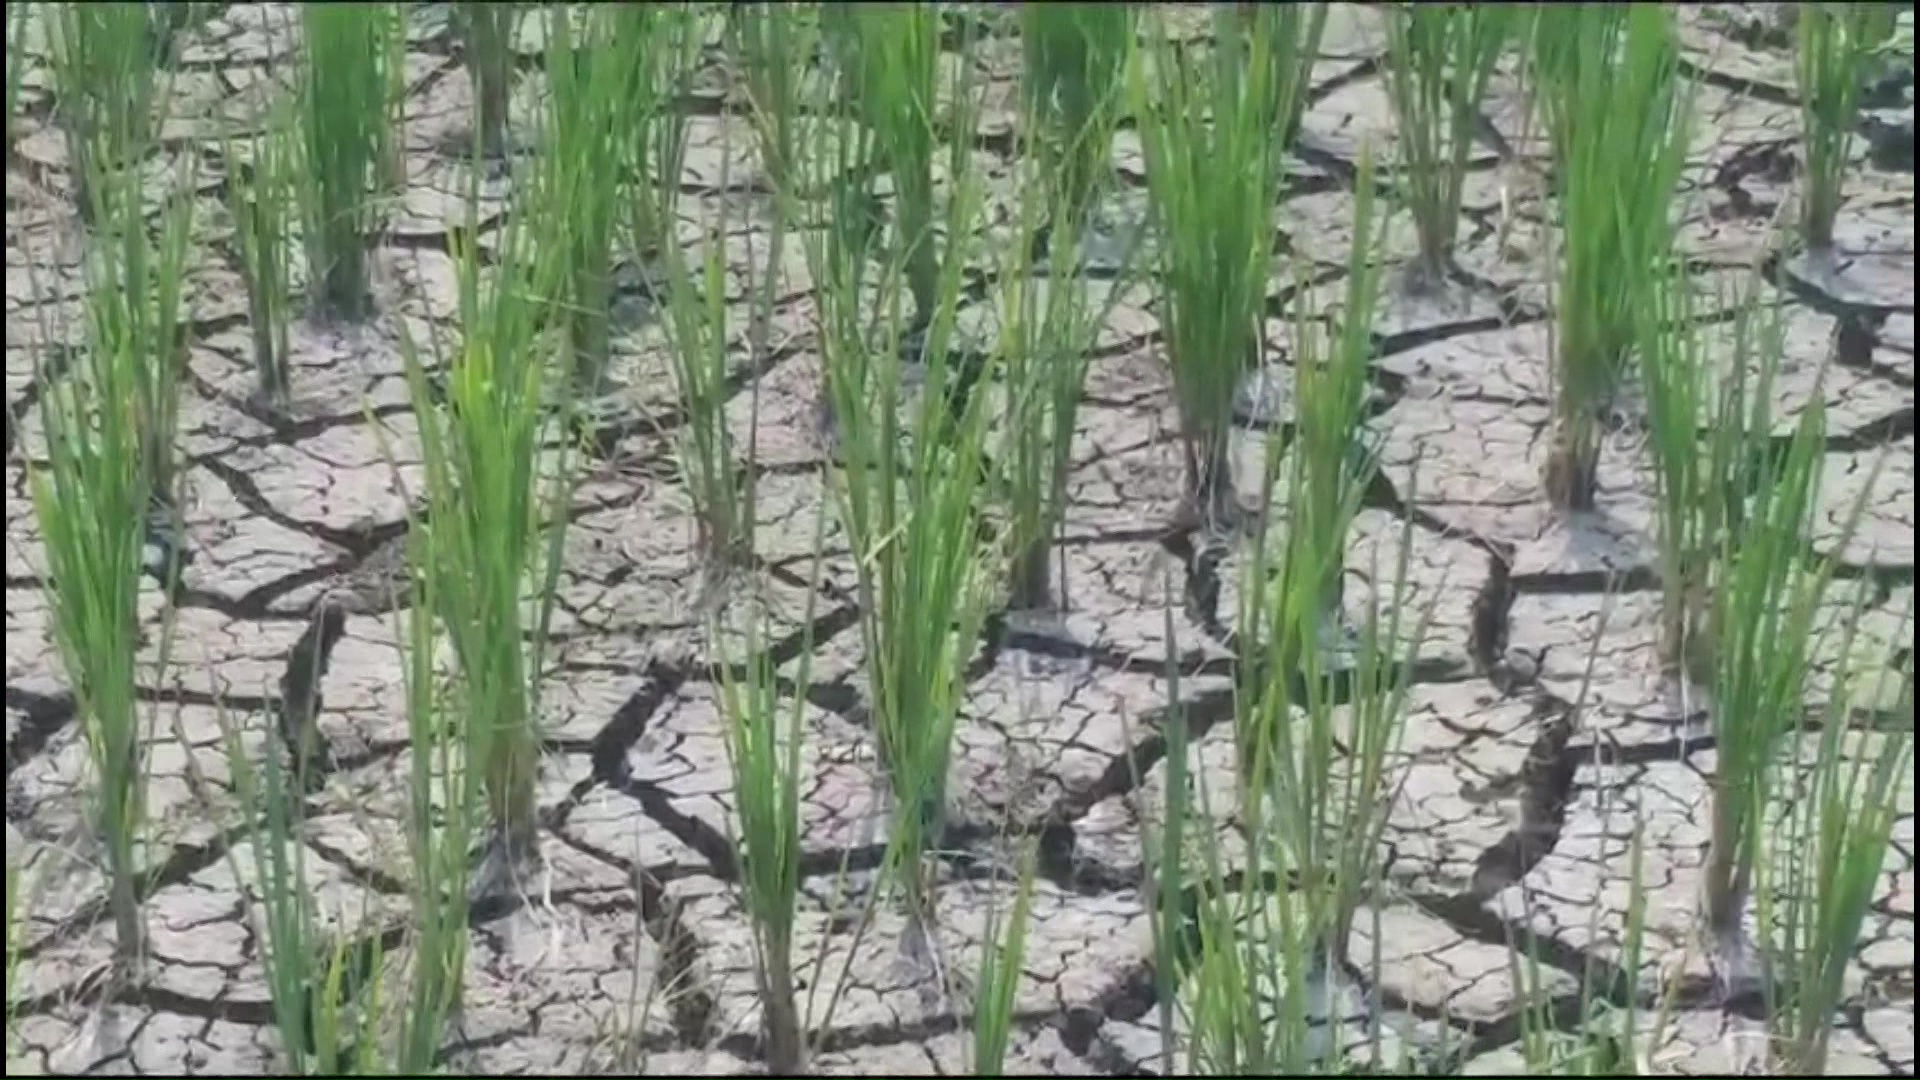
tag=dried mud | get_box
[5,4,1914,1076]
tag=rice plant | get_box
[1269,154,1389,655]
[44,1,160,223]
[459,1,517,159]
[1636,270,1790,681]
[216,701,386,1075]
[712,516,828,1074]
[1795,2,1901,257]
[1382,3,1514,293]
[1221,2,1328,156]
[1759,595,1913,1073]
[1530,4,1691,512]
[995,153,1127,614]
[824,3,949,336]
[799,19,999,963]
[225,101,301,409]
[1020,3,1135,237]
[1134,7,1317,530]
[393,540,481,1073]
[1695,397,1864,1000]
[298,2,398,323]
[399,163,574,900]
[970,843,1039,1078]
[544,3,689,396]
[25,156,192,976]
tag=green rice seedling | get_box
[998,13,1137,614]
[653,144,753,577]
[1530,4,1691,511]
[798,30,999,961]
[1759,595,1913,1074]
[713,511,828,1074]
[1133,7,1311,529]
[1696,398,1869,1001]
[26,157,192,976]
[458,1,517,158]
[1382,3,1515,293]
[620,4,696,266]
[544,3,690,396]
[399,165,574,901]
[215,699,387,1075]
[1795,3,1900,256]
[1219,2,1327,157]
[392,546,479,1074]
[224,101,301,409]
[1637,270,1794,681]
[824,3,951,335]
[1019,3,1135,236]
[44,1,160,223]
[298,2,398,323]
[1272,154,1388,652]
[970,842,1038,1078]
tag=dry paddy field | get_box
[4,3,1915,1076]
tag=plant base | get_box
[1542,437,1598,512]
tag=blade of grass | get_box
[1795,2,1899,256]
[224,98,301,408]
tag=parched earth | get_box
[5,4,1915,1076]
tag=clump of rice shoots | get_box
[1382,3,1514,294]
[1135,7,1316,530]
[970,843,1039,1077]
[399,164,573,900]
[459,1,517,158]
[1636,268,1790,683]
[298,2,398,323]
[1759,598,1913,1074]
[1695,394,1871,1001]
[225,103,301,409]
[1020,3,1135,242]
[798,18,998,969]
[44,2,161,223]
[1795,3,1900,259]
[1221,2,1328,156]
[215,701,388,1074]
[998,32,1136,614]
[544,3,690,396]
[25,157,193,979]
[824,3,947,336]
[1530,4,1691,512]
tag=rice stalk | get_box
[215,700,386,1074]
[824,3,949,334]
[970,842,1039,1078]
[44,1,160,224]
[1530,4,1691,511]
[799,20,999,956]
[1795,2,1900,255]
[399,159,573,902]
[544,2,690,396]
[1759,593,1913,1073]
[1020,3,1135,237]
[1696,396,1872,1001]
[1382,3,1514,292]
[1133,7,1307,529]
[298,1,398,323]
[224,99,301,409]
[713,506,829,1074]
[390,537,478,1073]
[995,141,1135,614]
[1636,269,1792,681]
[459,1,517,158]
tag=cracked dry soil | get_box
[5,4,1916,1076]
